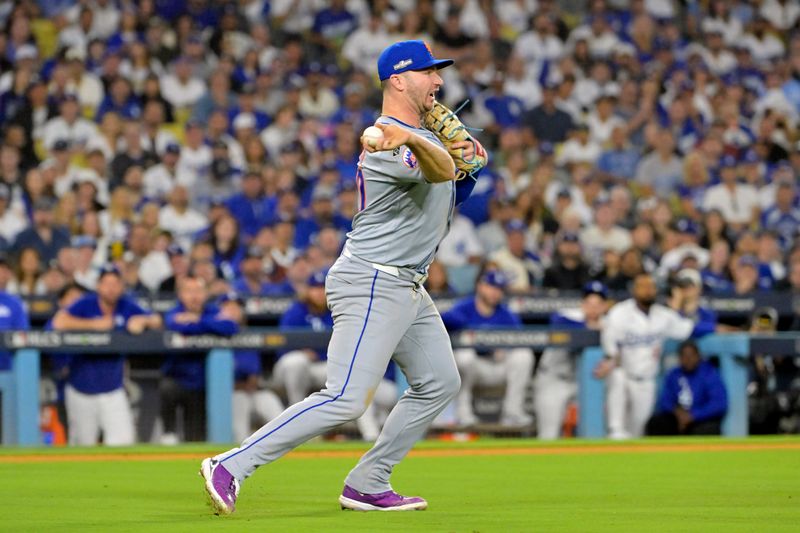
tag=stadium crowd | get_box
[1,0,800,443]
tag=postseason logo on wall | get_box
[4,331,62,348]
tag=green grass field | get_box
[2,437,799,532]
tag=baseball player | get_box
[52,265,162,446]
[534,281,608,440]
[442,269,534,427]
[216,292,285,443]
[161,276,240,443]
[201,40,487,514]
[593,273,697,439]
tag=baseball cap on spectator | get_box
[15,44,38,62]
[344,82,365,96]
[505,219,526,233]
[559,231,581,243]
[480,270,509,289]
[339,179,357,192]
[34,197,57,211]
[61,93,79,103]
[71,235,97,249]
[245,246,264,259]
[719,154,738,168]
[676,268,702,288]
[164,142,181,155]
[280,141,302,154]
[738,255,758,268]
[556,188,572,200]
[166,243,185,257]
[97,263,122,280]
[312,185,336,202]
[538,141,554,155]
[53,139,71,152]
[307,270,327,287]
[741,150,760,165]
[65,47,86,61]
[672,217,698,235]
[233,113,256,131]
[377,40,454,81]
[583,281,608,299]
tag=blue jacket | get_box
[0,292,29,370]
[63,293,149,394]
[225,193,276,241]
[279,301,333,360]
[162,303,239,390]
[657,361,728,422]
[441,296,522,331]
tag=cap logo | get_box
[423,41,433,55]
[393,59,413,70]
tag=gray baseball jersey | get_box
[215,113,463,498]
[347,116,455,271]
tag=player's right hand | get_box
[593,357,616,379]
[361,123,411,153]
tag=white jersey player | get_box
[594,274,695,439]
[535,281,608,440]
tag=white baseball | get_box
[362,125,384,148]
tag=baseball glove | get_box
[423,101,488,181]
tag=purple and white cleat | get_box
[199,458,240,515]
[339,485,428,511]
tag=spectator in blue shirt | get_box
[646,340,728,435]
[311,0,358,54]
[596,125,640,181]
[483,73,525,133]
[95,77,141,121]
[0,253,29,371]
[294,185,350,250]
[761,181,800,250]
[160,275,239,443]
[52,265,162,446]
[13,197,71,264]
[225,171,276,243]
[442,270,534,427]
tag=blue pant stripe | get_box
[222,270,380,463]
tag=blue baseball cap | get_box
[307,270,327,287]
[505,219,527,233]
[71,235,97,248]
[480,270,509,289]
[166,243,185,257]
[377,40,454,81]
[719,154,738,168]
[97,263,121,279]
[583,281,608,299]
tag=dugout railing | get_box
[1,329,787,446]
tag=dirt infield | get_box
[2,441,799,464]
